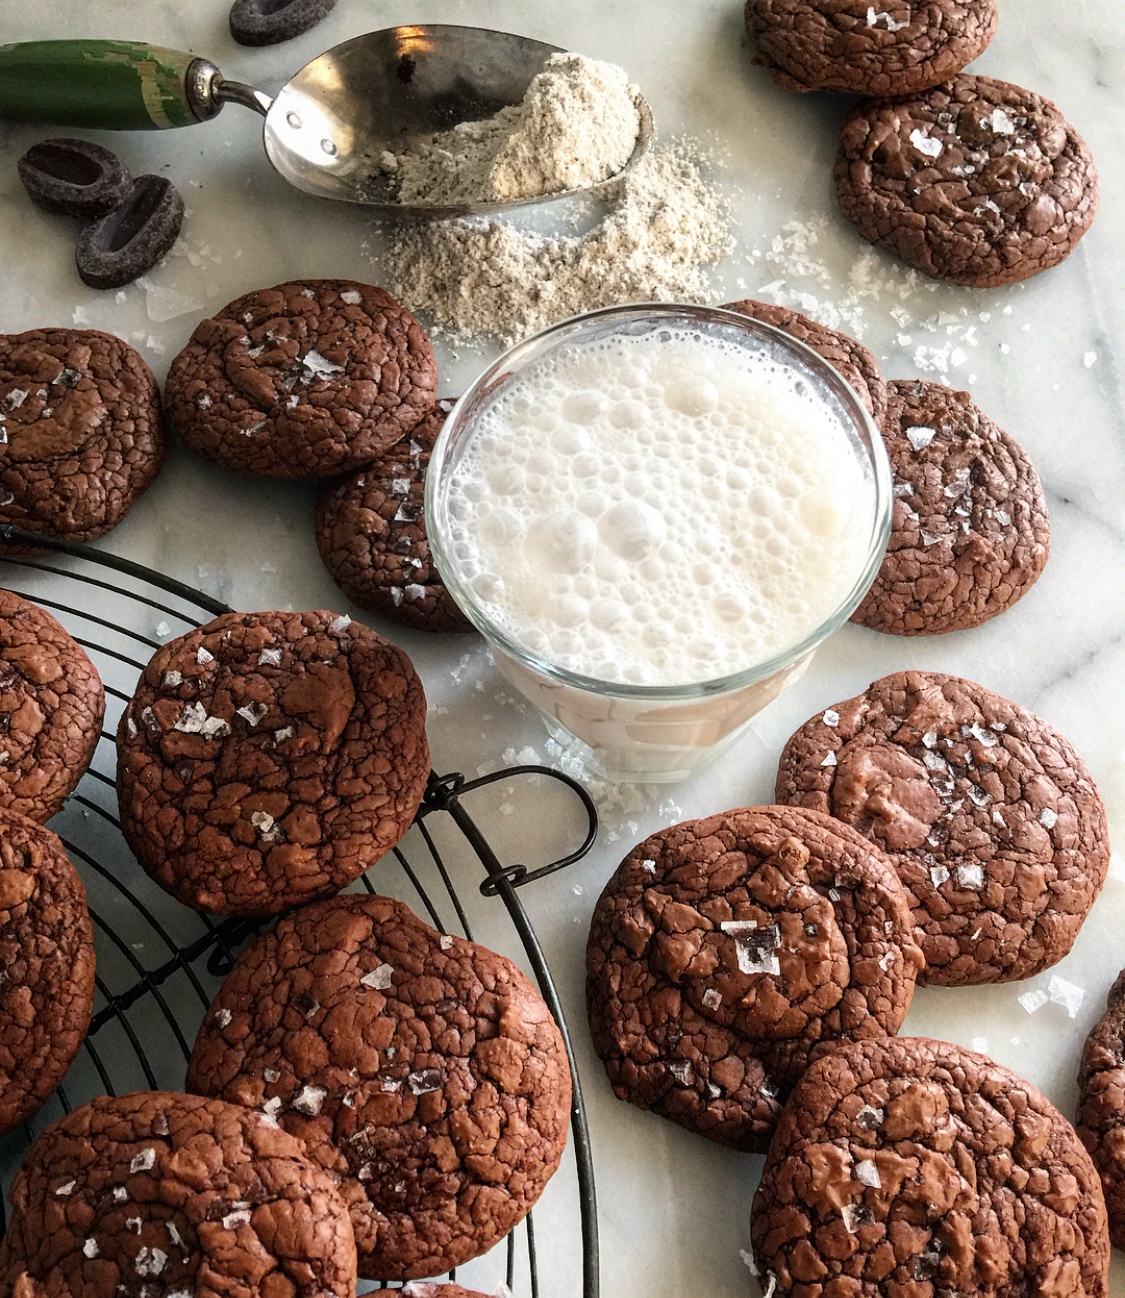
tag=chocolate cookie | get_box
[0,810,95,1135]
[746,0,997,96]
[775,671,1109,985]
[401,1287,490,1298]
[0,590,104,822]
[165,279,437,479]
[186,894,572,1281]
[852,379,1049,635]
[0,1090,357,1298]
[116,610,429,916]
[835,74,1099,287]
[0,328,164,544]
[315,398,474,633]
[586,805,924,1152]
[721,299,888,426]
[1077,970,1125,1250]
[751,1037,1110,1297]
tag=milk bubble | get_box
[563,390,608,424]
[525,511,598,574]
[601,499,665,561]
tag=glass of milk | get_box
[426,304,892,782]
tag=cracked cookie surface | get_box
[775,671,1109,985]
[187,894,571,1280]
[751,1036,1110,1298]
[1077,970,1125,1251]
[116,609,428,916]
[586,805,923,1152]
[0,1089,357,1298]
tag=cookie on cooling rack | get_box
[165,279,437,478]
[835,74,1099,287]
[745,0,997,96]
[852,378,1050,635]
[586,805,924,1152]
[0,588,105,823]
[0,1090,357,1298]
[0,809,95,1136]
[116,609,429,916]
[186,893,572,1281]
[775,670,1109,985]
[751,1037,1110,1297]
[0,328,164,545]
[315,398,474,632]
[721,299,888,426]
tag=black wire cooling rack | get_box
[0,528,601,1298]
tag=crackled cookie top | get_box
[1077,970,1125,1251]
[835,74,1098,287]
[586,805,923,1152]
[116,609,428,916]
[0,1090,356,1298]
[187,894,572,1281]
[0,328,163,544]
[751,1037,1110,1298]
[775,671,1109,985]
[165,279,436,478]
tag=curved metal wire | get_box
[0,530,600,1296]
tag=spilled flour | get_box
[388,53,641,207]
[377,142,735,346]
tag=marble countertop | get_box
[1,1,1123,1294]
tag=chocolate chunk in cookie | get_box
[0,810,95,1136]
[116,610,429,916]
[775,671,1109,985]
[165,279,437,478]
[721,299,888,426]
[0,329,164,545]
[0,590,104,822]
[1077,970,1125,1250]
[187,894,572,1281]
[745,0,997,96]
[0,1090,357,1298]
[751,1037,1110,1297]
[852,379,1049,635]
[835,74,1099,287]
[315,398,474,633]
[586,806,924,1152]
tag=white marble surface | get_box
[2,1,1124,1294]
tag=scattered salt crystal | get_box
[83,1239,99,1258]
[842,1203,871,1234]
[1018,988,1048,1014]
[155,621,171,637]
[135,1246,168,1277]
[405,583,426,602]
[641,858,657,873]
[1084,351,1098,368]
[301,349,345,378]
[262,1096,282,1116]
[956,864,985,890]
[168,1223,183,1247]
[222,1210,251,1229]
[721,920,781,975]
[906,425,937,450]
[329,614,352,634]
[909,129,942,158]
[866,6,909,30]
[667,1060,694,1085]
[259,647,282,666]
[821,751,837,767]
[854,1160,881,1188]
[878,950,895,971]
[1048,975,1085,1018]
[341,289,363,305]
[214,1007,232,1028]
[994,509,1011,526]
[162,670,183,687]
[291,1085,327,1115]
[237,702,269,725]
[1039,807,1058,829]
[408,1068,442,1095]
[992,809,1007,827]
[1000,343,1010,355]
[263,1066,280,1083]
[822,709,840,727]
[196,646,214,665]
[55,1180,76,1196]
[701,988,722,1010]
[856,1105,884,1130]
[361,962,395,990]
[985,109,1016,135]
[130,1148,156,1173]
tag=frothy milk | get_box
[442,325,876,686]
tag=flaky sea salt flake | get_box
[721,920,781,975]
[291,1085,327,1115]
[854,1159,881,1188]
[1018,988,1049,1014]
[130,1148,156,1173]
[1048,975,1085,1018]
[361,962,395,990]
[821,751,838,767]
[906,425,938,451]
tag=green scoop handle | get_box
[0,39,225,130]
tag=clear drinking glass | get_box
[426,304,892,783]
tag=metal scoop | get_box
[0,26,654,218]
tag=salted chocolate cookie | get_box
[165,279,437,478]
[315,398,473,633]
[116,610,429,916]
[746,0,997,96]
[775,671,1109,985]
[586,806,924,1152]
[186,893,572,1281]
[0,590,104,822]
[0,328,164,544]
[852,379,1049,635]
[1077,970,1125,1250]
[751,1037,1110,1297]
[0,1090,357,1298]
[835,74,1099,287]
[0,810,95,1135]
[721,299,888,426]
[401,1287,490,1298]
